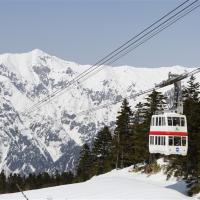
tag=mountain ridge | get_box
[0,49,196,174]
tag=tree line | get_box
[0,171,74,194]
[0,75,200,196]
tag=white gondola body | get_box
[149,112,188,156]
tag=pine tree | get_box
[35,173,43,189]
[133,102,145,124]
[42,172,52,188]
[183,75,200,101]
[131,103,148,167]
[76,144,93,182]
[7,173,19,193]
[143,89,167,124]
[0,170,6,193]
[62,171,74,184]
[182,75,200,179]
[133,90,167,165]
[114,99,133,168]
[92,126,114,175]
[54,170,61,185]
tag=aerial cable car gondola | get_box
[149,73,188,156]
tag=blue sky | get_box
[0,0,199,67]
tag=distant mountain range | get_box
[0,49,196,174]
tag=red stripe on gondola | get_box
[149,131,188,136]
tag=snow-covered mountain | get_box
[0,49,197,174]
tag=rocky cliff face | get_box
[0,49,194,174]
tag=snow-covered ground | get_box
[0,166,194,200]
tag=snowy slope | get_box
[0,166,194,200]
[0,49,199,174]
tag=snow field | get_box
[0,166,194,200]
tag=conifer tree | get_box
[133,90,167,165]
[54,170,61,185]
[92,126,114,175]
[131,102,148,166]
[76,144,93,182]
[0,170,6,193]
[133,102,145,124]
[61,171,74,184]
[7,173,19,192]
[114,99,133,168]
[143,89,167,124]
[183,76,200,180]
[183,75,200,101]
[42,172,52,187]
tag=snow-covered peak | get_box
[29,48,48,56]
[0,49,49,83]
[0,49,88,84]
[0,48,49,65]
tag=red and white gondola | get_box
[149,112,188,156]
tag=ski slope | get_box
[0,166,195,200]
